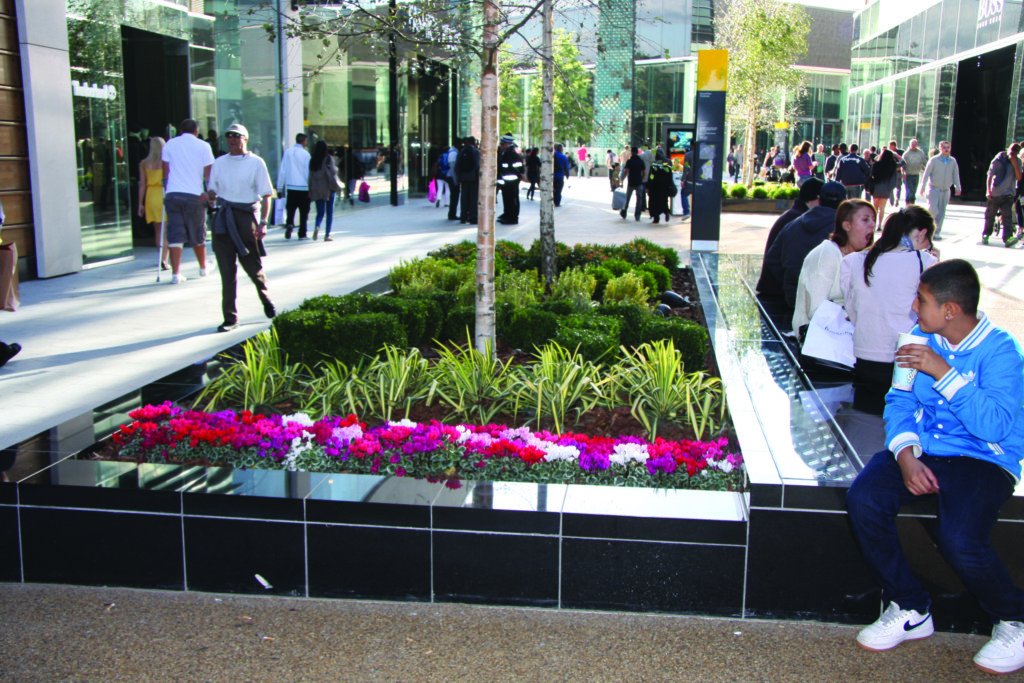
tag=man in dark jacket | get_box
[757,177,824,299]
[837,143,871,199]
[620,146,647,221]
[763,181,847,308]
[456,136,480,224]
[497,133,526,224]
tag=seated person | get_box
[846,259,1024,675]
[756,177,823,299]
[793,198,875,333]
[840,206,938,410]
[764,181,847,315]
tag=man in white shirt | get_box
[206,123,276,333]
[277,133,311,239]
[161,119,215,284]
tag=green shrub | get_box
[531,300,574,316]
[427,240,476,264]
[298,292,373,317]
[638,318,709,373]
[601,258,632,277]
[502,307,559,351]
[603,272,651,306]
[595,303,648,348]
[389,257,471,296]
[722,183,730,198]
[638,262,671,292]
[550,267,597,312]
[496,240,528,270]
[365,297,435,348]
[522,239,571,272]
[753,179,766,186]
[751,186,769,199]
[615,238,672,269]
[275,310,407,366]
[406,291,457,331]
[637,270,658,297]
[496,269,544,308]
[558,313,621,336]
[440,305,476,344]
[553,327,619,363]
[728,183,748,199]
[588,265,613,302]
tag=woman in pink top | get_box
[792,140,815,186]
[840,206,938,412]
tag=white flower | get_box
[388,418,418,428]
[283,432,316,471]
[542,444,580,462]
[332,424,363,442]
[282,413,315,427]
[610,442,649,466]
[455,425,472,442]
[715,460,734,474]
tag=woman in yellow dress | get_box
[137,137,168,269]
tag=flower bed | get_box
[108,403,744,491]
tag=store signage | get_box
[978,0,1004,29]
[71,81,117,101]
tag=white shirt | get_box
[277,143,310,190]
[208,153,274,204]
[840,249,937,362]
[161,133,214,196]
[794,240,844,331]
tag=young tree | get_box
[528,29,594,147]
[715,0,809,186]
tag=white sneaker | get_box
[171,273,185,284]
[856,602,934,651]
[199,268,208,278]
[975,621,1024,674]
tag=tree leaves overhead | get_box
[527,29,594,145]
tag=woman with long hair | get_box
[794,198,876,333]
[137,137,168,269]
[308,140,341,241]
[525,147,540,200]
[792,140,815,186]
[840,206,938,409]
[868,148,900,227]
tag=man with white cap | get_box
[205,123,277,333]
[497,133,526,225]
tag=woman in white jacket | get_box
[841,205,938,410]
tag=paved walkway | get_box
[1,181,1019,451]
[0,583,1008,682]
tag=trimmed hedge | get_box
[637,318,709,372]
[502,308,559,351]
[275,310,407,366]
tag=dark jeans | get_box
[622,182,645,218]
[847,451,1024,621]
[212,210,273,326]
[905,174,920,204]
[984,194,1015,241]
[285,189,311,238]
[460,181,478,223]
[680,190,691,217]
[313,193,336,237]
[553,176,565,206]
[446,177,460,220]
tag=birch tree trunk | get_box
[538,0,556,286]
[744,119,756,187]
[475,0,500,355]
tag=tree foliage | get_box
[528,29,594,146]
[715,0,809,184]
[498,47,526,136]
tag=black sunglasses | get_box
[225,132,243,139]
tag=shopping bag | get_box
[427,178,437,203]
[273,197,285,226]
[358,181,370,203]
[0,243,19,312]
[612,189,626,211]
[800,300,856,370]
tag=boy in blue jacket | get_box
[847,259,1024,674]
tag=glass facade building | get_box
[849,0,1024,194]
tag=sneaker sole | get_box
[856,627,933,652]
[975,662,1024,675]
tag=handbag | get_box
[427,178,437,203]
[358,181,370,203]
[272,196,285,226]
[800,300,856,370]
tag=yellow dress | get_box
[143,166,163,223]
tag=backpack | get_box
[438,149,450,177]
[993,154,1012,188]
[456,147,473,174]
[837,155,867,185]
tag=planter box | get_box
[722,198,791,214]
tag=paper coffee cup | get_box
[892,332,929,390]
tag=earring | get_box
[945,315,950,320]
